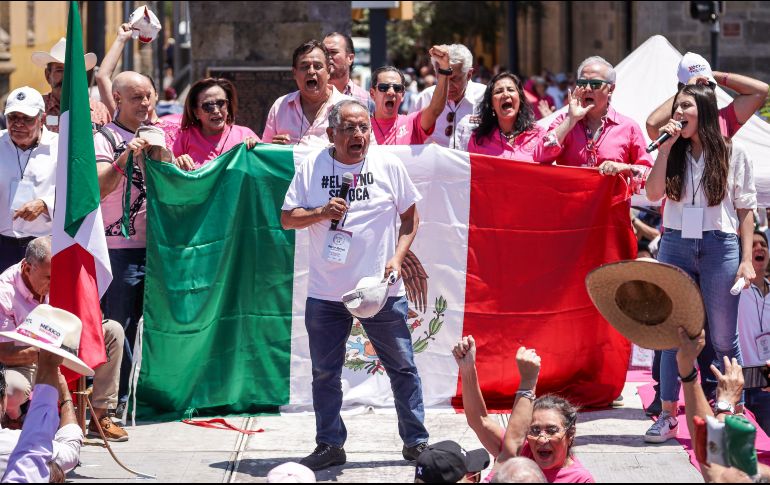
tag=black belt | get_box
[0,235,35,247]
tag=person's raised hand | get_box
[566,87,592,121]
[452,335,477,372]
[711,356,744,409]
[429,45,450,71]
[516,346,541,390]
[656,118,683,154]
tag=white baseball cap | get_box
[4,86,45,117]
[341,272,397,319]
[677,52,717,85]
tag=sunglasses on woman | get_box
[376,83,405,93]
[200,99,228,113]
[576,79,612,90]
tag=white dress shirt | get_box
[0,128,58,238]
[662,142,756,233]
[410,80,486,150]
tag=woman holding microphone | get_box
[643,83,756,443]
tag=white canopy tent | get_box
[538,35,770,206]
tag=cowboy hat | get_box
[31,38,97,71]
[585,258,705,350]
[0,304,94,376]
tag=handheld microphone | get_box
[646,121,685,153]
[331,172,354,230]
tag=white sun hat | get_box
[31,38,97,71]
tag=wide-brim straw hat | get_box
[31,38,97,71]
[585,258,705,350]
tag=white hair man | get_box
[492,457,547,483]
[281,99,426,470]
[0,87,57,273]
[409,44,486,150]
[0,237,128,441]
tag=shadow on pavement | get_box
[221,457,413,479]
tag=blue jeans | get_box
[658,229,742,403]
[100,248,146,402]
[305,296,428,448]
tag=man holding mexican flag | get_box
[281,99,428,470]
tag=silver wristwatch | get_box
[714,400,735,415]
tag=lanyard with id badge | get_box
[322,157,365,265]
[682,155,705,239]
[9,145,37,215]
[752,284,770,361]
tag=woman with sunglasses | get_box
[544,57,652,185]
[369,46,450,145]
[173,78,259,170]
[467,72,557,163]
[643,83,757,444]
[453,337,595,483]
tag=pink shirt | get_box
[344,80,372,107]
[546,106,653,169]
[468,125,558,163]
[262,87,354,147]
[372,112,432,145]
[172,124,259,168]
[719,103,741,139]
[94,122,146,249]
[0,263,47,343]
[521,444,595,483]
[153,117,181,150]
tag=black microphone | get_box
[331,172,354,230]
[646,121,685,153]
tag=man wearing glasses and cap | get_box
[31,38,112,133]
[370,45,450,145]
[409,44,485,150]
[0,87,57,273]
[544,56,652,182]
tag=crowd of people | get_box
[0,19,768,482]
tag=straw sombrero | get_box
[585,258,705,350]
[31,38,97,71]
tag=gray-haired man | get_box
[281,100,427,470]
[409,44,486,150]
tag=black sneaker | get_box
[299,444,346,471]
[402,442,428,461]
[646,393,663,417]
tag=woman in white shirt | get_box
[643,83,757,444]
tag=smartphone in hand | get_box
[742,365,770,390]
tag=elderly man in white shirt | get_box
[0,87,57,273]
[409,44,486,150]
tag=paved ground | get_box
[70,381,703,483]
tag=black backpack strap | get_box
[97,125,127,162]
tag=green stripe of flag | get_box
[61,0,100,238]
[136,144,297,419]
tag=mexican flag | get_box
[135,143,634,420]
[50,1,111,373]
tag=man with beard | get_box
[323,33,370,108]
[263,40,373,148]
[31,38,111,133]
[370,45,450,145]
[409,44,485,150]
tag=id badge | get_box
[756,333,770,362]
[46,115,59,127]
[682,207,704,239]
[323,229,353,264]
[10,179,35,212]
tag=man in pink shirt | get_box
[545,56,653,181]
[323,33,371,108]
[263,40,370,148]
[645,52,768,141]
[370,45,450,145]
[0,237,126,441]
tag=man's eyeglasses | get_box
[527,425,567,440]
[376,83,405,93]
[200,99,228,113]
[339,124,371,136]
[576,79,613,90]
[7,114,38,126]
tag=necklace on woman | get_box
[499,128,519,142]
